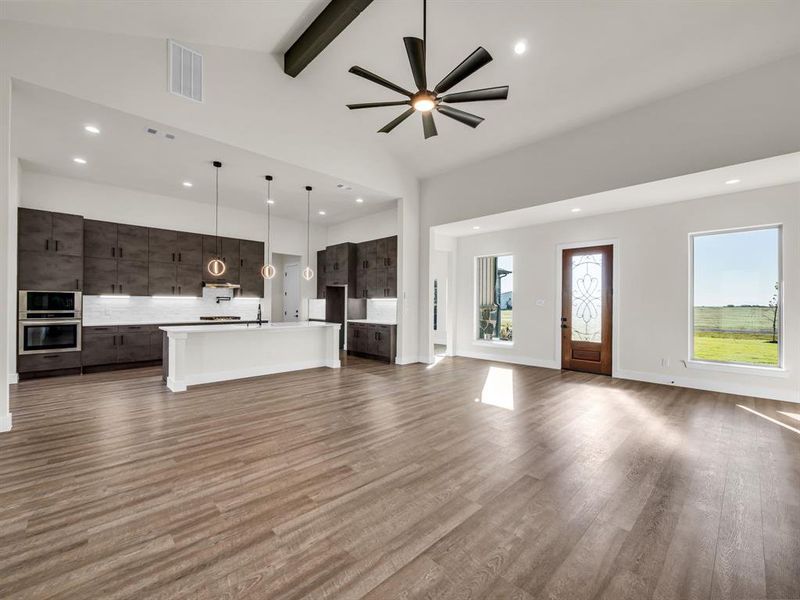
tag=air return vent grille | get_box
[168,40,203,102]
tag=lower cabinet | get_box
[18,351,82,373]
[82,325,162,367]
[346,322,396,363]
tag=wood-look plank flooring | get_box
[1,354,799,599]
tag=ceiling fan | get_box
[346,0,509,139]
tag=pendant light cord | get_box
[266,177,271,260]
[423,0,427,59]
[214,163,220,257]
[306,187,311,268]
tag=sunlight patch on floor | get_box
[737,404,800,435]
[475,366,514,410]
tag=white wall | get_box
[0,73,12,431]
[419,54,800,363]
[452,183,800,402]
[20,170,327,320]
[325,205,398,246]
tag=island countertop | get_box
[160,321,340,334]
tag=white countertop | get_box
[84,319,256,327]
[347,319,397,325]
[160,321,340,334]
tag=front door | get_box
[561,245,613,375]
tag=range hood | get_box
[203,282,241,289]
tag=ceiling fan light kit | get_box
[347,0,509,139]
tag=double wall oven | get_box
[18,291,82,355]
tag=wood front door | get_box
[561,245,613,375]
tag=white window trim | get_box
[688,224,784,371]
[473,253,514,344]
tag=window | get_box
[476,255,513,341]
[691,226,781,367]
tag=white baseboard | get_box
[0,412,12,432]
[456,349,559,370]
[395,355,422,365]
[8,372,19,385]
[614,368,800,404]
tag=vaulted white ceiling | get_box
[5,1,800,178]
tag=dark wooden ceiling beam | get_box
[284,0,374,78]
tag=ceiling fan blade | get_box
[347,100,411,110]
[403,37,427,91]
[422,112,438,139]
[378,107,416,133]
[349,66,414,97]
[441,86,509,104]
[433,47,493,94]
[436,105,484,128]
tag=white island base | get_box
[160,321,341,392]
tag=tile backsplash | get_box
[366,298,397,323]
[83,288,263,325]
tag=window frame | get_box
[688,224,784,371]
[473,253,514,346]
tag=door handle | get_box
[119,247,123,258]
[172,253,176,262]
[45,239,50,251]
[55,240,60,251]
[111,283,115,293]
[112,247,115,257]
[178,252,182,262]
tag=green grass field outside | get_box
[693,306,779,366]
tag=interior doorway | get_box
[269,253,301,322]
[561,244,613,375]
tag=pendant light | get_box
[302,185,314,281]
[207,160,226,277]
[260,175,276,280]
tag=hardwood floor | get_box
[1,355,798,599]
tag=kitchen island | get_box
[160,321,341,392]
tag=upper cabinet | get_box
[18,208,83,291]
[353,235,398,299]
[239,239,264,298]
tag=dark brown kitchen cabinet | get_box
[377,236,398,268]
[177,263,203,296]
[81,326,117,366]
[85,220,148,262]
[357,240,377,270]
[316,249,327,299]
[117,260,149,295]
[18,351,82,373]
[84,220,119,259]
[83,257,117,295]
[83,325,160,366]
[202,236,240,283]
[18,208,83,257]
[351,235,398,298]
[116,328,152,363]
[148,228,178,264]
[84,257,148,296]
[150,331,164,361]
[18,208,83,290]
[347,322,396,363]
[177,231,202,265]
[18,251,83,291]
[117,224,149,262]
[148,262,177,296]
[385,266,397,298]
[239,239,264,298]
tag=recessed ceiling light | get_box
[355,197,364,203]
[725,179,741,185]
[267,199,275,205]
[514,40,527,55]
[472,225,480,230]
[182,181,193,188]
[571,208,582,213]
[318,210,326,216]
[72,157,87,164]
[84,125,100,134]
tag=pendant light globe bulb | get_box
[207,258,226,277]
[261,263,276,280]
[302,266,315,281]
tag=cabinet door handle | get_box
[172,286,175,294]
[178,285,181,295]
[55,240,60,251]
[113,335,117,346]
[240,258,244,267]
[112,247,115,257]
[119,247,123,258]
[120,335,124,345]
[45,239,50,251]
[111,283,115,293]
[172,253,176,262]
[178,252,182,262]
[43,354,60,360]
[119,284,123,293]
